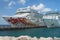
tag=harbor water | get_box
[0,25,60,38]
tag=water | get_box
[0,25,60,38]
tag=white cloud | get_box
[8,1,16,9]
[18,0,26,5]
[31,5,37,10]
[31,3,44,10]
[36,3,44,10]
[26,3,52,13]
[42,8,52,12]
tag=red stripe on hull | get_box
[7,17,36,26]
[7,18,28,25]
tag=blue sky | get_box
[0,0,60,25]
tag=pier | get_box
[0,36,60,40]
[0,25,47,31]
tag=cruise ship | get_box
[43,11,60,28]
[2,8,46,28]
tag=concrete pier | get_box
[0,35,59,40]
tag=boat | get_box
[43,11,60,28]
[2,8,46,28]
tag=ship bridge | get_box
[15,8,38,15]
